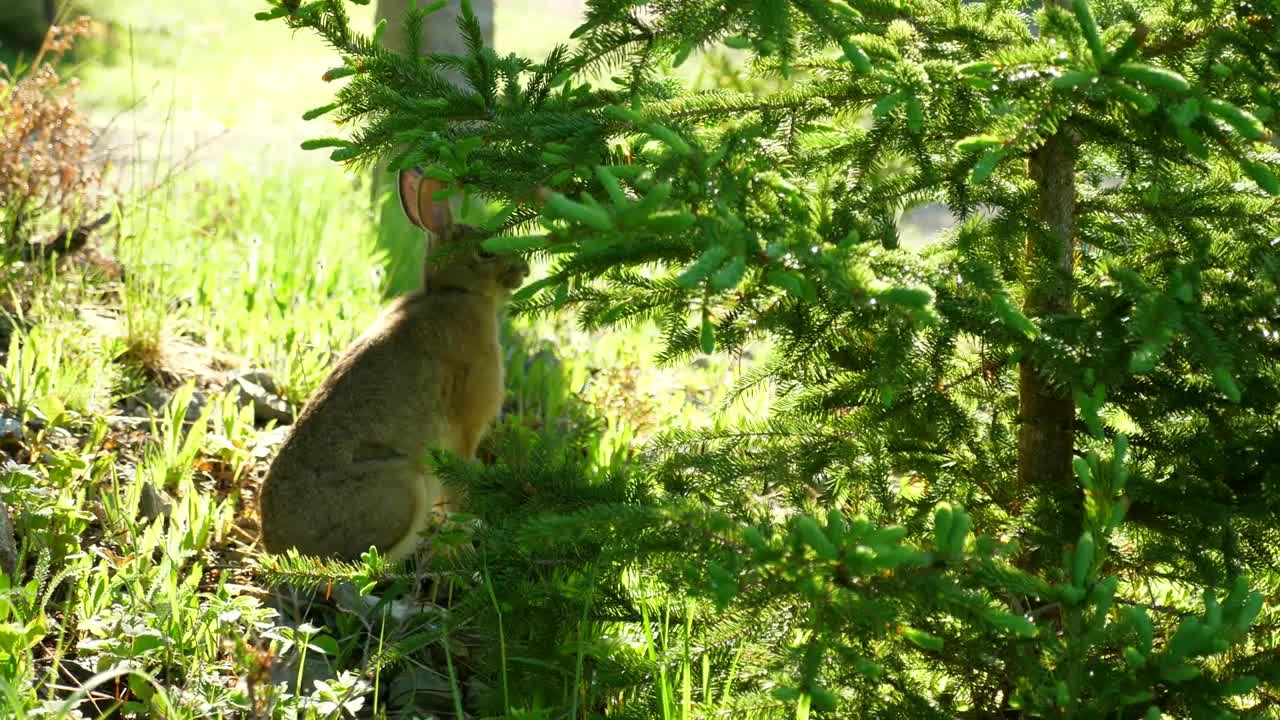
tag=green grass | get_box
[114,165,386,401]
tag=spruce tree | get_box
[259,0,1280,716]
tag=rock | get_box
[236,369,280,395]
[139,384,169,411]
[0,416,25,458]
[106,415,149,431]
[137,481,173,523]
[330,581,422,624]
[253,425,290,458]
[0,415,23,441]
[229,370,294,426]
[138,385,209,423]
[385,664,453,718]
[186,390,210,422]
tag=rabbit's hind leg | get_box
[306,462,427,561]
[385,467,433,562]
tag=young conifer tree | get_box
[260,0,1279,715]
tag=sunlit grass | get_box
[76,0,376,141]
[113,164,385,401]
[72,0,587,171]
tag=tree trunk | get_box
[374,0,493,77]
[0,0,53,49]
[1018,130,1077,523]
[371,0,495,296]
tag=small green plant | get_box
[0,317,116,427]
[142,383,213,490]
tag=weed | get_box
[0,16,101,249]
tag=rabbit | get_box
[258,167,530,561]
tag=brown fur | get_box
[258,169,528,561]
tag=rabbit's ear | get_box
[397,167,453,240]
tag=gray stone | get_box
[230,370,294,426]
[137,481,173,523]
[0,415,23,441]
[385,663,453,718]
[139,385,209,423]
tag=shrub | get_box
[0,16,100,250]
[261,0,1280,716]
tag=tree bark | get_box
[1018,130,1076,507]
[374,0,493,77]
[371,0,494,296]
